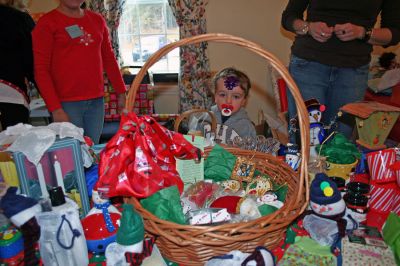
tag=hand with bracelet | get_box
[295,20,333,43]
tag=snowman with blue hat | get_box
[303,173,357,255]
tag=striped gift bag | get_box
[367,148,396,183]
[390,161,400,187]
[368,182,398,213]
[391,191,400,215]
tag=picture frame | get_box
[13,138,90,216]
[231,157,256,182]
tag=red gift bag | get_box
[367,148,396,183]
[368,182,398,213]
[97,112,201,198]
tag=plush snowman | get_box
[305,173,356,253]
[105,204,146,266]
[305,99,326,159]
[309,173,346,218]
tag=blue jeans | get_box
[61,97,104,144]
[288,55,369,139]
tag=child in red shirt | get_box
[32,0,126,143]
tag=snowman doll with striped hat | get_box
[306,98,326,159]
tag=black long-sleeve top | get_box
[282,0,400,68]
[0,5,35,95]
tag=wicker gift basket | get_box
[125,33,310,265]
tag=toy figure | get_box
[306,99,326,158]
[105,204,152,266]
[284,143,301,171]
[87,189,120,216]
[82,189,121,253]
[303,173,357,255]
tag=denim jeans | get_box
[288,55,369,139]
[61,97,104,144]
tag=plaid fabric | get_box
[124,237,156,265]
[19,217,40,266]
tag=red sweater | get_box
[32,9,126,112]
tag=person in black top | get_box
[0,0,35,130]
[281,0,400,138]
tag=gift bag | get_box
[367,148,396,183]
[97,112,201,198]
[36,198,88,266]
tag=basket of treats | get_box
[98,33,310,265]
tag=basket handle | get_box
[173,108,217,134]
[125,33,310,209]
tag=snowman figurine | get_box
[305,98,326,159]
[82,188,122,253]
[284,143,301,171]
[105,204,145,266]
[87,188,120,216]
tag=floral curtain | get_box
[168,0,211,112]
[87,0,126,64]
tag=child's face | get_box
[214,78,246,116]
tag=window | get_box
[118,0,179,74]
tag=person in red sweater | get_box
[32,0,126,144]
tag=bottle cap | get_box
[48,187,66,207]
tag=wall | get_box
[29,0,57,13]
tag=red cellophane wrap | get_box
[97,112,202,198]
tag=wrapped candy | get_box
[184,181,220,208]
[187,208,231,225]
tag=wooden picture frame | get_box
[231,157,256,182]
[13,138,90,216]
